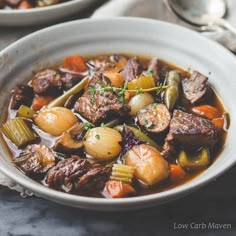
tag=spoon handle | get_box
[212,18,236,36]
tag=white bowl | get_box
[0,18,236,211]
[0,0,96,26]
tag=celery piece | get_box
[17,105,35,119]
[2,118,38,147]
[47,77,89,108]
[103,119,120,128]
[111,164,135,183]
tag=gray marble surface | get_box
[0,165,235,236]
[0,1,236,235]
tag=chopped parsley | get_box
[146,123,153,128]
[144,118,153,128]
[151,103,158,109]
[146,70,154,77]
[136,88,142,95]
[83,122,94,131]
[98,81,105,87]
[87,84,97,95]
[88,84,97,105]
[144,118,148,125]
[95,134,100,140]
[117,81,128,103]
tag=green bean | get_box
[178,148,210,171]
[224,112,230,130]
[47,77,89,108]
[103,119,120,128]
[164,70,181,111]
[114,125,161,151]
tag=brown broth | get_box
[2,53,228,198]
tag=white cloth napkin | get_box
[1,0,236,194]
[92,0,236,52]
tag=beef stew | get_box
[0,0,69,10]
[0,53,229,198]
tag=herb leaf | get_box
[83,122,94,131]
[151,103,158,108]
[146,70,154,77]
[87,76,167,105]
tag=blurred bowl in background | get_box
[0,0,96,26]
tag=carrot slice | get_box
[104,71,125,88]
[212,117,224,131]
[169,164,186,182]
[63,55,87,73]
[17,0,32,9]
[105,180,136,198]
[31,96,55,111]
[192,105,221,120]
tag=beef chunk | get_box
[74,74,129,124]
[87,54,127,72]
[11,85,34,109]
[31,69,84,95]
[182,71,208,104]
[121,57,143,81]
[75,166,110,192]
[162,110,218,158]
[46,156,110,193]
[60,71,84,91]
[146,58,161,82]
[13,144,55,177]
[31,69,63,95]
[146,58,170,83]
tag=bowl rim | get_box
[0,17,236,207]
[0,0,88,14]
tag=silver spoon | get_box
[168,0,236,35]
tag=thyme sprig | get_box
[87,80,168,104]
[126,85,169,93]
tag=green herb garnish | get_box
[144,118,148,125]
[144,118,153,128]
[88,84,97,105]
[87,80,167,105]
[83,122,94,131]
[146,70,154,77]
[95,134,100,140]
[151,103,158,109]
[136,88,142,95]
